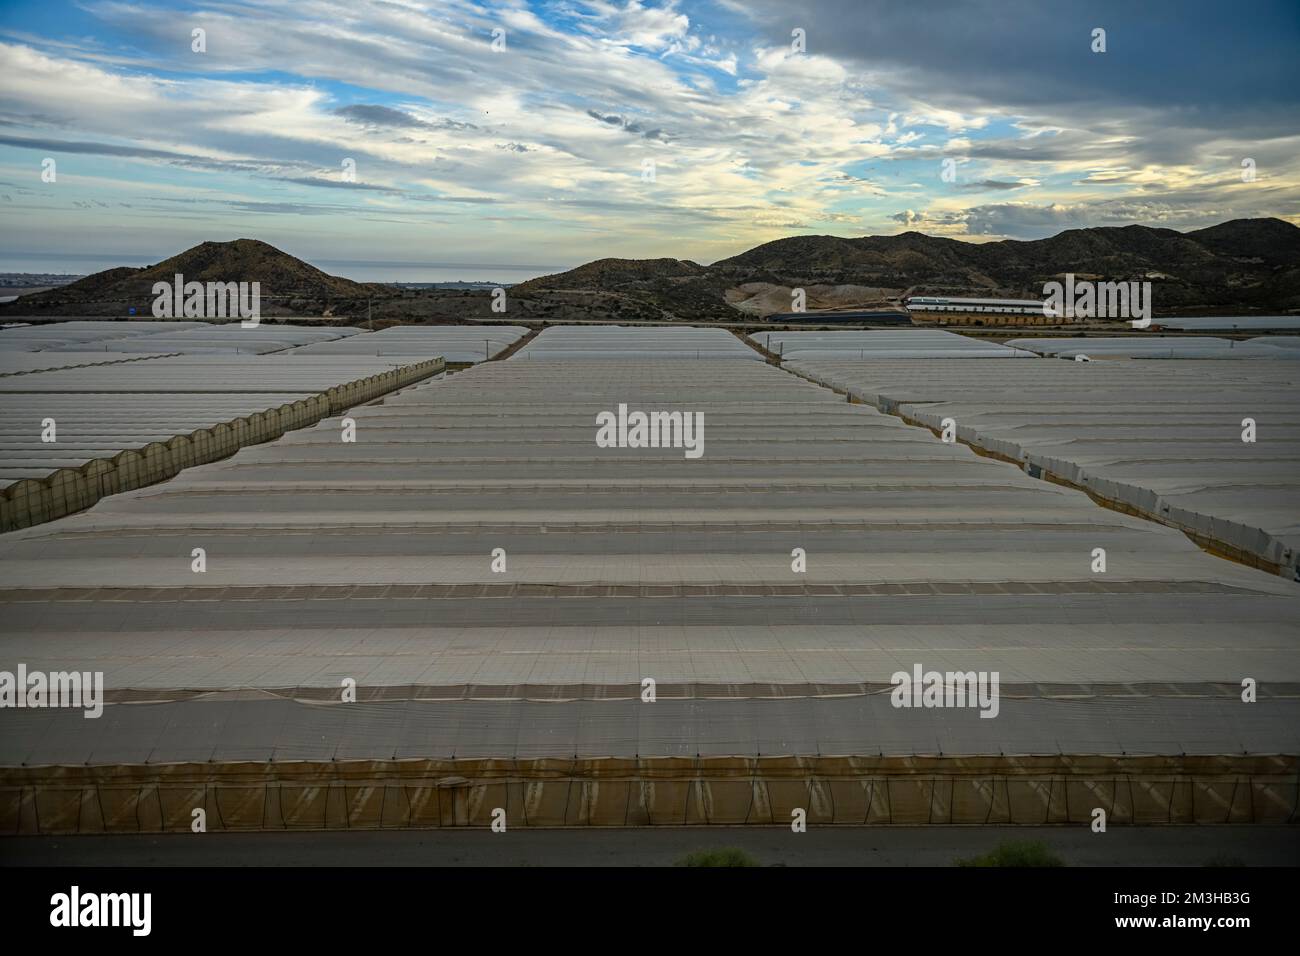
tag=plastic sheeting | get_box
[3,353,1297,829]
[788,357,1300,575]
[1155,316,1300,332]
[0,320,358,355]
[288,325,528,362]
[0,355,453,481]
[3,695,1299,766]
[0,357,445,528]
[1004,336,1300,360]
[514,325,760,360]
[0,351,177,377]
[0,321,210,351]
[753,329,1032,360]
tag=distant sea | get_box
[0,253,565,285]
[315,260,562,284]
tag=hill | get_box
[4,219,1295,323]
[1184,217,1300,265]
[514,257,706,291]
[0,239,390,318]
[510,256,736,321]
[513,218,1300,319]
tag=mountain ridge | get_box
[516,217,1300,316]
[3,218,1296,321]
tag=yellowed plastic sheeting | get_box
[2,755,1294,833]
[0,358,444,531]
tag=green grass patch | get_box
[956,840,1064,868]
[675,847,760,868]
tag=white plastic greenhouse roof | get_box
[2,337,1297,765]
[752,329,1032,359]
[514,324,760,360]
[1253,336,1300,350]
[0,351,177,376]
[1005,336,1300,359]
[1156,316,1300,331]
[288,324,529,361]
[0,320,361,356]
[0,320,210,351]
[59,324,359,355]
[787,357,1300,575]
[0,353,423,393]
[0,353,442,484]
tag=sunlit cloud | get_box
[0,0,1296,273]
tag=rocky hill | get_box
[0,239,391,318]
[4,219,1295,322]
[1184,217,1300,264]
[511,256,735,321]
[713,219,1300,308]
[514,218,1300,318]
[514,257,706,291]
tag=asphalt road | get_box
[3,826,1296,867]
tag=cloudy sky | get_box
[0,0,1297,279]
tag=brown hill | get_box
[713,218,1300,313]
[1,239,388,317]
[511,218,1300,317]
[513,257,706,292]
[712,222,1289,287]
[4,219,1295,323]
[510,257,736,322]
[1184,217,1300,265]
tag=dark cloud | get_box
[0,133,201,162]
[222,200,339,215]
[964,203,1086,236]
[890,209,965,227]
[958,192,1300,238]
[334,104,478,132]
[408,194,501,205]
[279,176,398,193]
[0,112,71,128]
[0,133,304,175]
[958,180,1032,191]
[741,0,1299,125]
[334,104,426,127]
[585,110,666,141]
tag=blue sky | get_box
[0,0,1297,279]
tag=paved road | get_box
[3,826,1296,867]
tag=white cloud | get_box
[1,0,1296,264]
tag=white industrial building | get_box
[907,295,1046,314]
